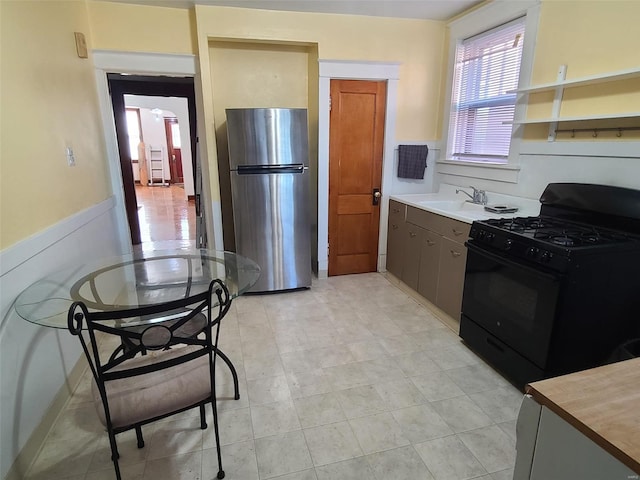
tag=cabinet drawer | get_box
[389,200,406,223]
[440,216,470,242]
[406,206,443,233]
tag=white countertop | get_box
[390,184,541,224]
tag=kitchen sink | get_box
[417,200,487,212]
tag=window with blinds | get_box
[447,17,525,164]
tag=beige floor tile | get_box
[145,417,204,460]
[254,431,313,479]
[345,339,386,361]
[202,440,258,480]
[410,371,466,402]
[336,385,388,419]
[469,386,523,423]
[270,469,317,480]
[391,403,454,444]
[457,425,516,473]
[431,396,493,434]
[444,363,511,394]
[315,457,375,480]
[293,392,346,428]
[246,375,292,406]
[393,350,442,377]
[84,462,145,480]
[414,435,487,480]
[366,445,435,480]
[203,407,253,448]
[142,451,202,480]
[285,369,332,399]
[374,378,426,410]
[250,400,301,438]
[303,421,363,466]
[348,412,410,455]
[26,436,96,480]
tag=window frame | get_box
[438,0,541,183]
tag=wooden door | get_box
[164,118,184,184]
[329,79,386,276]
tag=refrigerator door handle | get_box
[237,164,305,175]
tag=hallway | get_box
[135,184,196,251]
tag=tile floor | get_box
[25,273,523,480]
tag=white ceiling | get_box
[104,0,484,21]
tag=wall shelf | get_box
[508,65,640,140]
[506,111,640,125]
[508,66,640,94]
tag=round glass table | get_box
[15,249,261,329]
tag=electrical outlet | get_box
[66,146,76,167]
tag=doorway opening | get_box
[107,74,205,251]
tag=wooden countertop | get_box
[527,357,640,474]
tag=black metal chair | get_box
[68,279,231,480]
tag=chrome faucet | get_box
[456,186,487,205]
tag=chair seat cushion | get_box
[92,346,213,429]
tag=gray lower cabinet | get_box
[386,200,470,324]
[435,236,468,320]
[386,200,406,278]
[417,229,441,303]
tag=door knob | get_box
[372,188,381,205]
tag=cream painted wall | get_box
[88,1,197,54]
[209,41,311,249]
[0,0,111,250]
[195,5,444,141]
[524,0,640,139]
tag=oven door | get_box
[462,242,562,368]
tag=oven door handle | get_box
[466,242,562,283]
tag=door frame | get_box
[318,60,400,278]
[92,50,216,251]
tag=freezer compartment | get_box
[231,168,311,292]
[226,108,309,168]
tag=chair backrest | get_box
[67,278,230,425]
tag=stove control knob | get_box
[504,239,513,250]
[526,247,539,257]
[541,251,553,263]
[485,233,495,243]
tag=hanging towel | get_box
[397,144,428,179]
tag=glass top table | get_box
[15,249,261,329]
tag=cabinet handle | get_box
[450,250,462,257]
[452,229,464,236]
[392,208,400,213]
[392,224,398,230]
[409,232,417,238]
[426,240,436,246]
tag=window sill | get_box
[436,160,521,183]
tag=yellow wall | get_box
[524,0,640,140]
[195,5,445,141]
[209,41,311,248]
[88,1,197,54]
[0,0,111,250]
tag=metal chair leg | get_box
[199,404,207,429]
[135,425,145,448]
[214,347,240,400]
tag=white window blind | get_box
[447,17,525,164]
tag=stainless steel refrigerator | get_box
[226,108,312,293]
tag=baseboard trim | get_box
[3,357,87,480]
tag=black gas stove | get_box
[460,183,640,389]
[470,214,640,272]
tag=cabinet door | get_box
[386,201,406,278]
[436,237,468,321]
[402,224,423,290]
[417,229,441,303]
[530,407,636,480]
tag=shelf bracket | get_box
[548,65,567,142]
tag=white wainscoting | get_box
[0,197,124,480]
